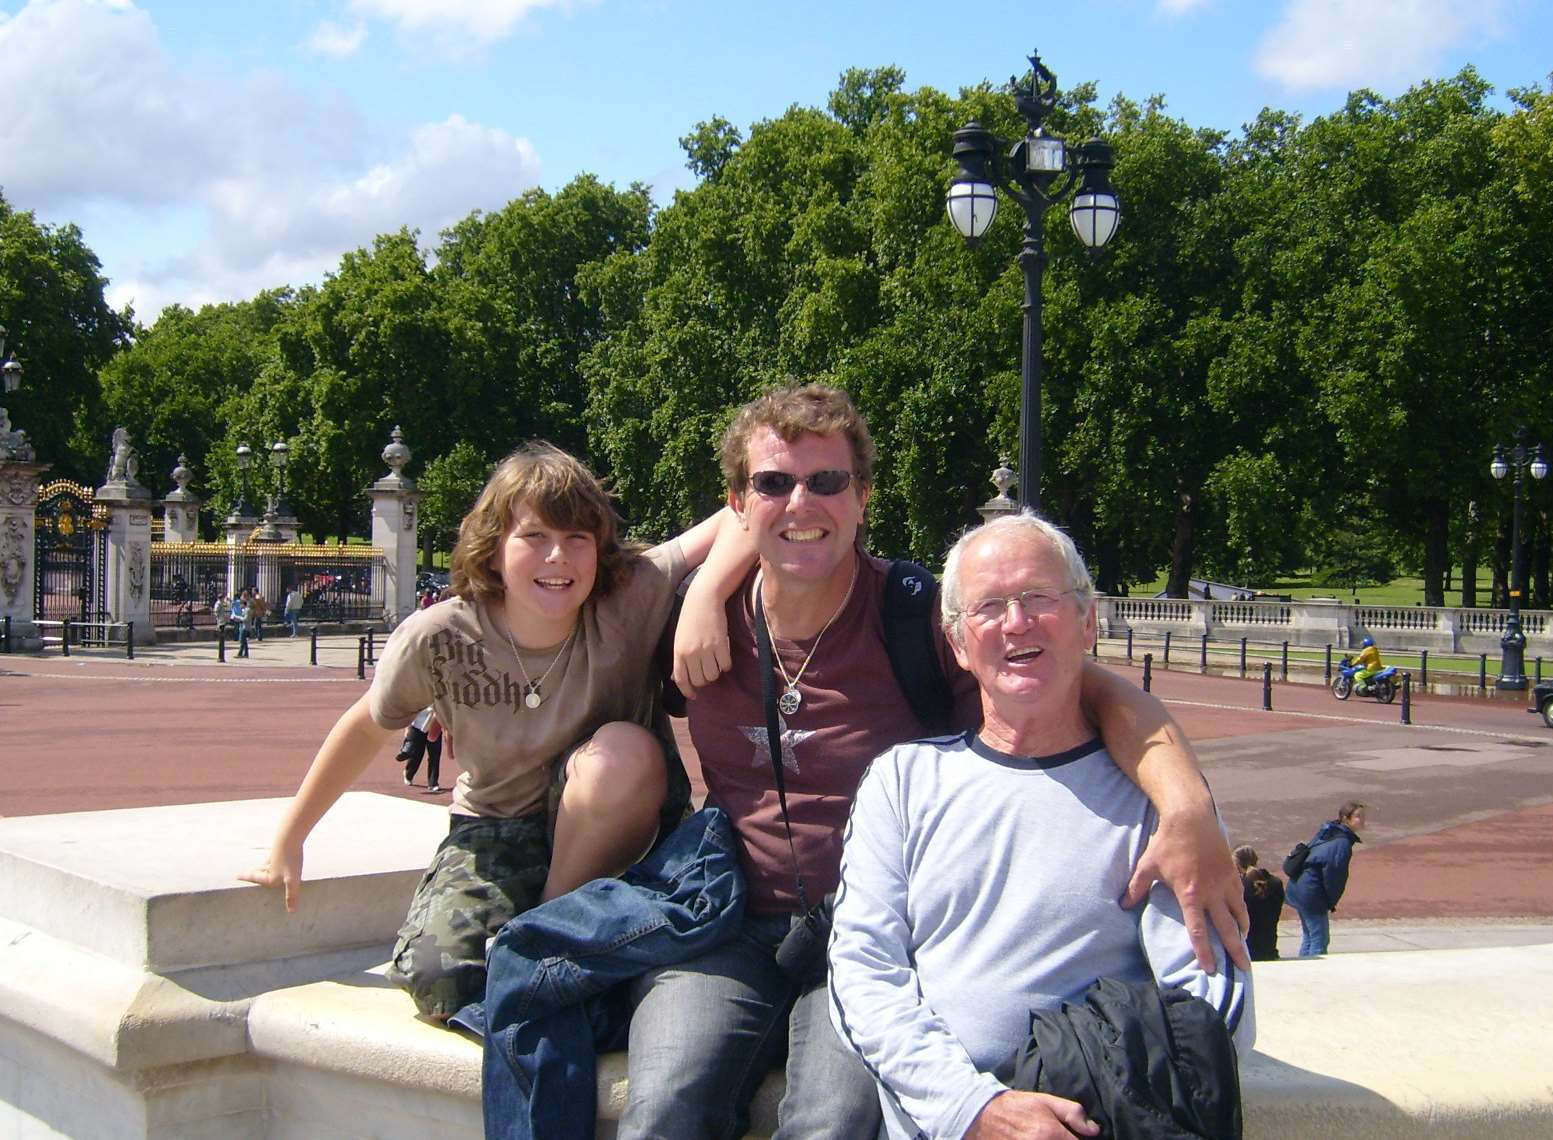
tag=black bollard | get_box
[1538,657,1544,685]
[1126,629,1134,662]
[1479,653,1488,690]
[218,626,226,663]
[1200,633,1208,674]
[1092,635,1098,659]
[1239,637,1247,678]
[310,627,319,666]
[1262,662,1273,710]
[1401,672,1412,725]
[1281,641,1289,682]
[1325,644,1332,683]
[126,622,134,660]
[1163,630,1172,665]
[1142,653,1153,692]
[62,619,71,657]
[1,615,9,654]
[357,637,367,680]
[1420,649,1428,686]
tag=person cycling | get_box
[1352,637,1383,693]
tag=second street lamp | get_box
[233,442,255,519]
[946,50,1121,511]
[269,439,292,519]
[1490,426,1548,690]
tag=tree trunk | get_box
[1528,512,1540,611]
[1095,534,1122,597]
[1422,501,1448,607]
[1460,500,1478,608]
[1491,516,1510,608]
[1165,488,1196,598]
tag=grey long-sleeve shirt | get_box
[828,733,1254,1140]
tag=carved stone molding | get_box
[128,541,148,600]
[2,471,36,508]
[0,516,26,605]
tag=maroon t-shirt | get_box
[689,555,982,913]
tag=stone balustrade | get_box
[1101,595,1553,656]
[3,794,1550,1138]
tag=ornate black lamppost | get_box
[0,324,22,395]
[232,442,255,518]
[946,50,1121,511]
[269,439,292,519]
[1490,426,1548,690]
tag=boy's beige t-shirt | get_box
[368,541,687,818]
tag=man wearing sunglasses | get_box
[619,384,1245,1140]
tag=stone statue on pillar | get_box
[368,426,422,627]
[976,458,1020,523]
[0,407,34,464]
[96,427,155,644]
[163,455,202,544]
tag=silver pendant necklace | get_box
[499,614,577,710]
[758,559,858,716]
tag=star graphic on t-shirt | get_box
[739,717,813,774]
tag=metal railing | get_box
[150,541,386,628]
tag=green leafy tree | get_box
[0,190,130,480]
[419,441,493,558]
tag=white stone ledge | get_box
[244,946,1553,1140]
[5,796,1550,1138]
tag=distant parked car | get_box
[1534,681,1553,729]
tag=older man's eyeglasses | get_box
[748,469,854,497]
[961,588,1076,628]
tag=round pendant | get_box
[524,688,543,710]
[777,687,802,716]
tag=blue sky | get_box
[2,0,1548,322]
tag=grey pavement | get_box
[1291,918,1553,956]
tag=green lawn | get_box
[1126,572,1469,607]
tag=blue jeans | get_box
[619,912,882,1140]
[467,808,746,1140]
[1295,903,1330,957]
[286,611,300,636]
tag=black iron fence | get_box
[149,542,385,629]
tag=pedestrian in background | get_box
[284,586,303,637]
[1286,801,1367,957]
[232,590,252,658]
[250,591,269,641]
[398,707,445,794]
[1234,845,1286,961]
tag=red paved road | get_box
[6,654,1551,919]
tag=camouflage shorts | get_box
[386,731,692,1020]
[387,812,551,1020]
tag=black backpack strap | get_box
[883,560,954,735]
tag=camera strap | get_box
[754,587,814,916]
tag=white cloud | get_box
[1156,0,1212,16]
[305,19,368,58]
[1255,0,1508,92]
[0,0,543,319]
[346,0,571,51]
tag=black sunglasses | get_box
[748,469,854,497]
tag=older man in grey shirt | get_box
[829,514,1254,1140]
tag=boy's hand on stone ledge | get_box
[238,842,305,913]
[1124,808,1250,973]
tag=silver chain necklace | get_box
[756,558,858,716]
[499,614,577,710]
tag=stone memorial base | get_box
[1,794,1550,1138]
